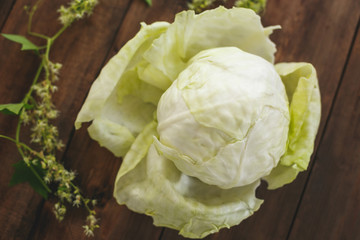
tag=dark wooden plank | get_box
[1,1,358,240]
[0,0,16,30]
[28,1,188,239]
[30,125,162,240]
[30,126,163,240]
[109,0,187,59]
[288,21,360,240]
[0,1,51,239]
[160,0,360,239]
[0,0,133,239]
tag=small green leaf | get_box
[0,103,24,115]
[144,0,152,6]
[9,160,49,199]
[1,33,39,51]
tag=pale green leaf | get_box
[264,63,321,189]
[114,123,263,239]
[0,103,24,115]
[2,33,39,51]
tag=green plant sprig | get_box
[187,0,267,13]
[0,0,98,237]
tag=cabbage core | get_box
[155,47,290,189]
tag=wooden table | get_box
[0,0,359,239]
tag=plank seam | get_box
[285,16,360,240]
[0,0,16,32]
[25,0,135,239]
[158,228,165,240]
[26,198,45,240]
[89,0,134,91]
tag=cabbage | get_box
[76,7,321,239]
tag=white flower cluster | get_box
[187,0,218,13]
[58,0,98,26]
[83,214,99,237]
[235,0,267,13]
[188,0,266,13]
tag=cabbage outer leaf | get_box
[75,22,169,156]
[114,121,263,239]
[264,63,321,189]
[143,6,280,83]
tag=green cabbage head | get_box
[76,7,321,239]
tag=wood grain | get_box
[0,0,132,239]
[0,0,359,239]
[0,0,16,30]
[0,1,52,239]
[30,0,186,239]
[288,21,360,240]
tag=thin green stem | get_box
[15,120,23,149]
[0,134,17,144]
[23,62,44,104]
[0,135,35,153]
[69,182,93,214]
[16,62,44,144]
[51,24,70,43]
[27,0,48,40]
[19,142,36,154]
[29,96,37,106]
[24,152,52,193]
[0,134,33,153]
[31,169,51,192]
[45,38,51,61]
[42,39,52,81]
[28,30,48,40]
